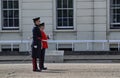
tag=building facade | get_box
[0,0,119,52]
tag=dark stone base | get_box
[0,51,120,56]
[64,51,120,55]
[0,51,29,56]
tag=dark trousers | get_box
[32,58,37,71]
[41,48,46,68]
[32,58,42,71]
[32,48,46,70]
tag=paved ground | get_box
[0,63,120,78]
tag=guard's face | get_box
[40,26,45,31]
[35,19,40,25]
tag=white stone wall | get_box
[0,0,118,51]
[75,0,93,51]
[93,0,109,51]
[75,0,109,51]
[20,0,54,51]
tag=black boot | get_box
[33,69,42,72]
[42,67,47,70]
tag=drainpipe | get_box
[106,0,110,50]
[106,1,110,41]
[92,0,95,50]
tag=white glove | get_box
[34,45,37,48]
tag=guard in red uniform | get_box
[32,17,42,72]
[39,23,49,70]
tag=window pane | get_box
[112,0,116,5]
[116,9,120,14]
[69,18,73,26]
[117,15,120,22]
[68,0,73,8]
[112,13,120,23]
[14,1,19,8]
[63,18,68,26]
[113,15,116,23]
[117,0,120,4]
[63,0,67,8]
[113,9,120,14]
[112,0,120,7]
[57,0,62,8]
[3,10,8,18]
[111,25,120,29]
[68,10,73,17]
[14,10,19,18]
[3,1,7,9]
[8,1,13,9]
[9,19,13,27]
[113,9,116,14]
[9,10,13,18]
[58,18,62,26]
[63,10,67,17]
[112,0,120,4]
[3,19,8,27]
[14,19,19,27]
[57,10,62,17]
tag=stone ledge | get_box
[46,50,64,55]
[0,50,64,63]
[45,50,64,63]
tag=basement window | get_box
[57,44,73,51]
[110,44,119,51]
[58,48,72,51]
[1,45,19,52]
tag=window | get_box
[110,44,119,51]
[56,0,73,29]
[1,45,19,52]
[110,0,120,29]
[2,0,19,30]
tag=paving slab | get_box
[0,63,120,78]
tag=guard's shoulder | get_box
[32,27,36,32]
[33,27,39,32]
[33,27,37,30]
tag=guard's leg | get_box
[32,58,37,71]
[41,48,45,68]
[39,57,42,71]
[41,48,47,70]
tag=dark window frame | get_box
[1,0,19,30]
[56,0,74,29]
[110,0,120,29]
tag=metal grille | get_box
[56,0,74,29]
[2,0,19,30]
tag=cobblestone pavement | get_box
[0,63,120,78]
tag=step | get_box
[64,55,120,63]
[64,59,120,63]
[0,51,29,56]
[64,51,120,55]
[64,55,120,60]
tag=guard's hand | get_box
[47,34,51,39]
[34,45,37,48]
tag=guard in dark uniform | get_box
[39,23,49,70]
[32,17,42,72]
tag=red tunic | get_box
[41,30,48,48]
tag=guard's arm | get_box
[33,27,38,48]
